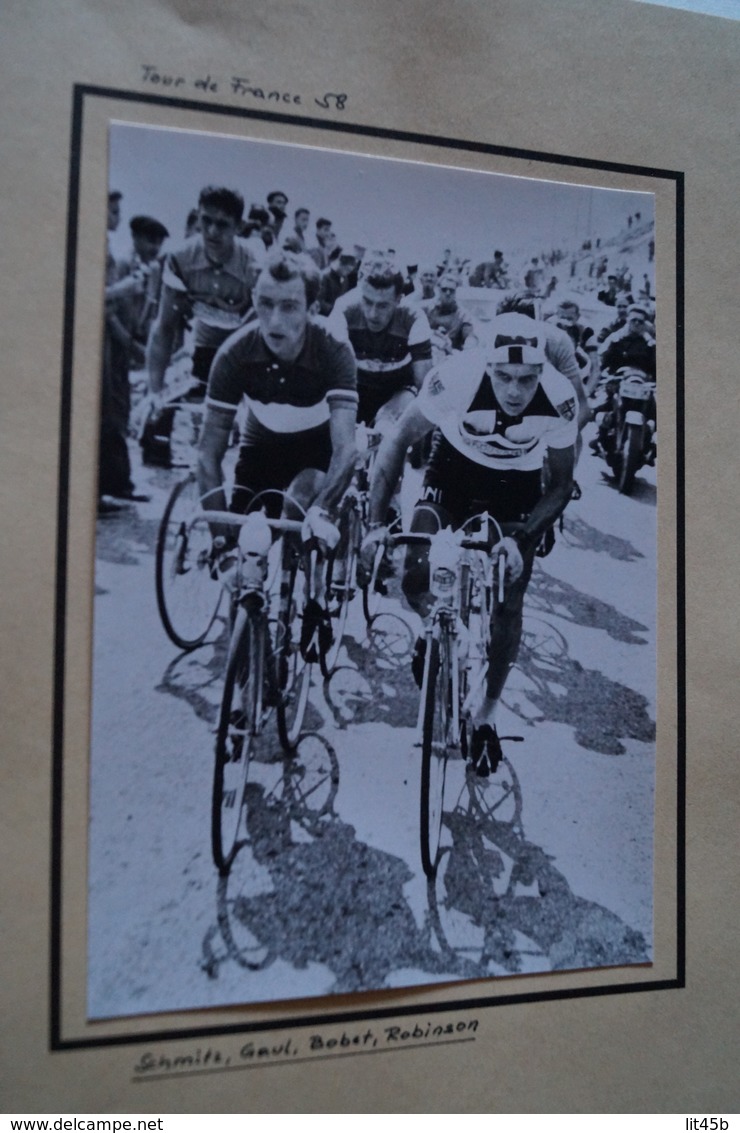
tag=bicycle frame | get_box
[397,514,504,739]
[388,513,504,878]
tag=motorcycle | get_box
[591,367,656,495]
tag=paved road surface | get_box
[87,433,656,1017]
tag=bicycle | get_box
[379,512,517,879]
[154,472,226,651]
[318,424,384,677]
[202,502,314,875]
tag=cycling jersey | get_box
[329,301,432,422]
[162,236,259,351]
[206,319,358,434]
[417,348,578,473]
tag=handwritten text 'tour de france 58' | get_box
[140,65,348,112]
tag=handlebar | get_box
[198,509,304,536]
[386,531,495,553]
[380,527,508,602]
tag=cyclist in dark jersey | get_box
[363,315,577,775]
[197,250,358,545]
[327,259,433,429]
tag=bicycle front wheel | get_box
[618,421,644,496]
[420,635,454,879]
[155,474,221,650]
[212,605,273,875]
[275,552,313,752]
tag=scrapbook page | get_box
[2,0,736,1113]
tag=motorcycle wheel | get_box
[618,422,645,496]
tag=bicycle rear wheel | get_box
[212,605,275,875]
[155,474,221,650]
[420,635,454,879]
[275,550,313,752]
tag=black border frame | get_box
[51,82,685,1051]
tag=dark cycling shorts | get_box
[189,345,219,391]
[402,436,542,616]
[423,434,543,526]
[357,375,415,427]
[232,415,333,517]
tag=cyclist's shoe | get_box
[470,724,503,778]
[411,636,426,688]
[571,480,582,501]
[300,597,333,663]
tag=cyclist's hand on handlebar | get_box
[301,505,340,553]
[209,534,238,581]
[496,536,524,583]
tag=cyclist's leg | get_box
[401,493,452,619]
[469,540,535,775]
[481,540,537,710]
[230,445,262,517]
[373,386,417,433]
[470,472,542,733]
[231,416,331,520]
[374,386,418,521]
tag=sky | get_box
[109,123,652,273]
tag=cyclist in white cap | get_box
[363,315,577,775]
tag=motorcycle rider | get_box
[599,304,656,379]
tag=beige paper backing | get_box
[1,0,736,1113]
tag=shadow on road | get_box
[504,612,655,755]
[428,767,650,977]
[323,613,419,729]
[528,565,650,645]
[95,509,161,568]
[201,741,649,993]
[201,734,452,993]
[155,631,230,727]
[560,514,645,561]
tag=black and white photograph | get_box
[88,120,657,1020]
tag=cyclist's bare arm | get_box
[196,405,234,537]
[145,284,181,395]
[368,399,434,525]
[412,357,433,390]
[499,442,575,580]
[549,330,589,426]
[313,402,358,514]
